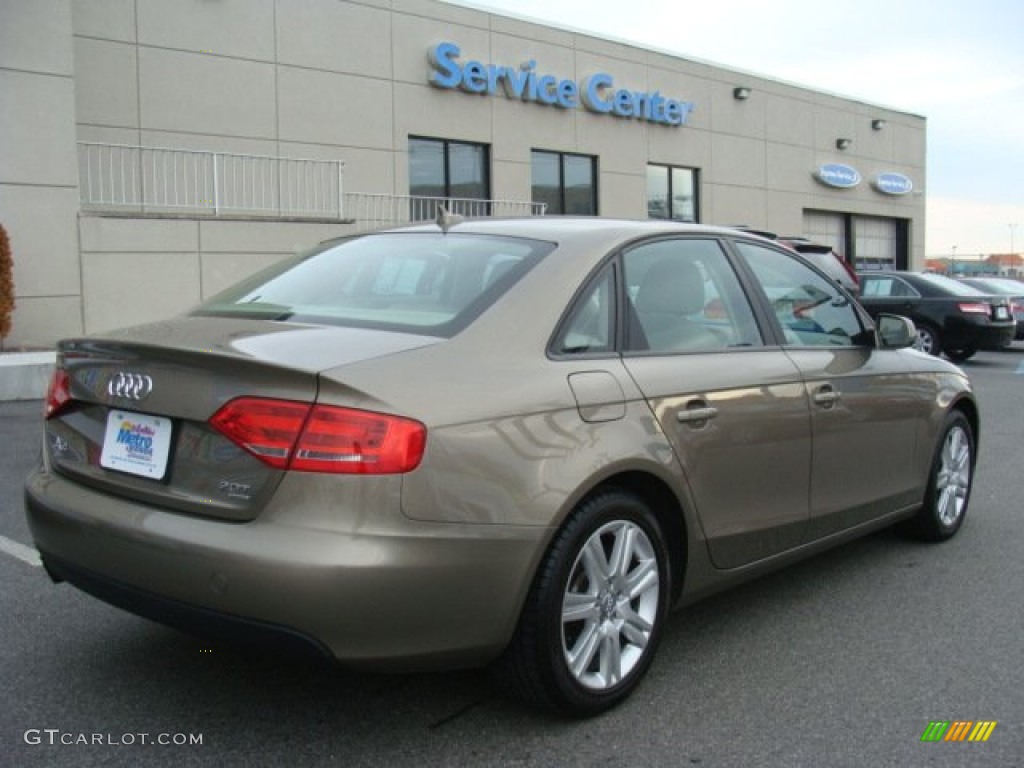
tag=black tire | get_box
[944,346,977,362]
[914,323,941,356]
[901,411,975,541]
[494,489,671,716]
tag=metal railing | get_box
[342,192,546,231]
[77,143,547,226]
[78,142,344,219]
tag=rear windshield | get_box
[194,232,553,336]
[914,273,987,296]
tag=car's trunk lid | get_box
[45,317,440,522]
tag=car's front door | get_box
[618,237,813,570]
[735,242,927,539]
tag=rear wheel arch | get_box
[495,477,684,714]
[572,471,689,605]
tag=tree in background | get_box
[0,223,14,343]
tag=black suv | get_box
[729,228,860,296]
[777,237,860,297]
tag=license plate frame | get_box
[100,410,173,480]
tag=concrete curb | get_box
[0,351,56,401]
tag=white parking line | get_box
[0,535,42,567]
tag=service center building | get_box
[1,0,926,347]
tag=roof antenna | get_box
[436,203,464,234]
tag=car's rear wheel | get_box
[914,323,941,355]
[944,345,977,362]
[901,411,974,541]
[496,489,671,716]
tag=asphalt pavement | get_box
[2,346,1023,767]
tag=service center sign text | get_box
[429,42,694,127]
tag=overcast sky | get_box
[456,0,1024,257]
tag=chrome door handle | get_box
[677,406,719,423]
[813,385,841,408]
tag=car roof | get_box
[386,216,757,240]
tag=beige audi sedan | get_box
[26,218,977,715]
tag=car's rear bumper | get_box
[971,323,1016,350]
[25,466,547,670]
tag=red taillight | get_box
[839,258,860,289]
[209,397,426,475]
[209,398,309,469]
[45,368,71,419]
[957,302,991,315]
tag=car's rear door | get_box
[858,273,923,319]
[618,237,813,570]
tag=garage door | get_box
[852,216,898,270]
[803,211,902,270]
[803,211,845,257]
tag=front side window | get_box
[409,138,490,219]
[195,233,551,337]
[531,150,597,215]
[646,165,699,222]
[738,242,865,347]
[623,239,761,353]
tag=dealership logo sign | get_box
[815,163,861,189]
[873,172,914,195]
[428,42,694,127]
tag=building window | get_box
[531,150,598,215]
[409,137,490,218]
[646,165,699,222]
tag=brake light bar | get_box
[957,302,992,315]
[210,397,426,475]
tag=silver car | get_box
[26,218,978,715]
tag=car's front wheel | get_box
[901,410,975,541]
[496,489,671,716]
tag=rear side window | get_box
[555,267,615,355]
[860,276,918,298]
[195,233,552,336]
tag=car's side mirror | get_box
[876,314,916,349]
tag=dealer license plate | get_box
[995,306,1009,320]
[100,410,173,480]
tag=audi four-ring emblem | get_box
[107,372,153,401]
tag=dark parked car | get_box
[857,271,1015,361]
[27,219,979,716]
[958,276,1024,339]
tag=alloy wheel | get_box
[560,520,661,690]
[914,326,938,355]
[935,424,971,527]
